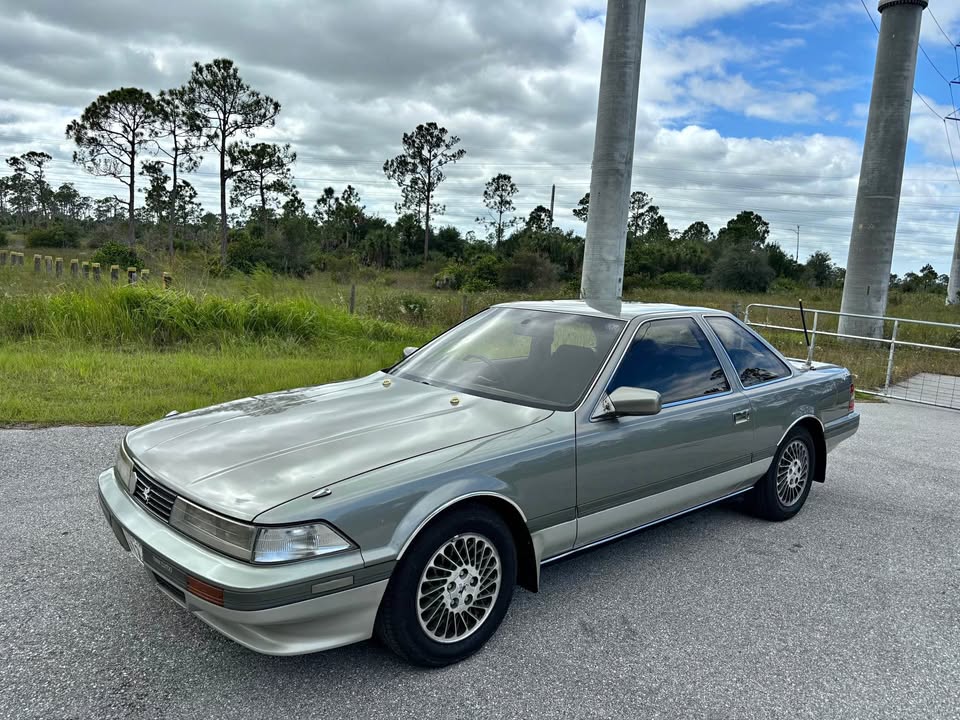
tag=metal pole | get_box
[580,0,646,312]
[948,212,960,306]
[548,184,556,226]
[884,319,899,393]
[795,225,800,261]
[806,312,818,366]
[839,0,927,339]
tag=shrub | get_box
[226,234,277,274]
[0,229,7,247]
[463,277,496,293]
[434,262,468,290]
[91,241,141,269]
[498,251,556,290]
[326,255,359,284]
[26,224,81,248]
[709,249,775,293]
[656,272,704,291]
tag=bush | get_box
[655,272,704,291]
[709,249,775,293]
[326,255,359,284]
[26,224,81,248]
[434,262,468,290]
[497,251,556,290]
[0,230,7,247]
[91,241,141,269]
[226,234,278,274]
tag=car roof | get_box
[492,299,723,321]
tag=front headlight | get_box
[170,497,257,561]
[253,523,355,564]
[115,442,134,492]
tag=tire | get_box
[375,504,517,667]
[750,427,816,521]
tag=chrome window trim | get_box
[702,313,795,389]
[586,314,734,416]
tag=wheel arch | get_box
[784,415,826,483]
[396,492,539,593]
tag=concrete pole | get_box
[839,0,927,338]
[580,0,646,311]
[948,213,960,306]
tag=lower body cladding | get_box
[96,469,390,656]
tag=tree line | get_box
[0,57,951,295]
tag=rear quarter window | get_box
[706,316,792,387]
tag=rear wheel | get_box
[376,505,517,667]
[750,427,815,521]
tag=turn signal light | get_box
[849,381,856,412]
[186,576,224,606]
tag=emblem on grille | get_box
[142,485,151,503]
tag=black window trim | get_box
[702,314,796,390]
[598,314,735,412]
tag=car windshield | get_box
[391,307,626,410]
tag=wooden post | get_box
[461,294,468,320]
[81,261,90,279]
[33,254,41,272]
[141,268,150,282]
[110,265,119,283]
[92,263,101,282]
[55,258,63,277]
[70,259,79,277]
[349,283,356,314]
[44,256,52,273]
[162,272,172,288]
[127,266,137,284]
[731,301,743,320]
[0,250,6,266]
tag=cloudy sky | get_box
[1,0,959,275]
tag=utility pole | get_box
[795,225,800,262]
[548,184,556,226]
[839,0,927,338]
[580,0,646,309]
[948,212,960,306]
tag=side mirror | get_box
[402,346,418,358]
[607,387,662,417]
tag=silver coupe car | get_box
[97,300,859,666]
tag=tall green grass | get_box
[0,284,430,349]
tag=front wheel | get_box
[376,504,517,667]
[750,427,815,521]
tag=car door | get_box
[574,316,760,547]
[703,316,800,464]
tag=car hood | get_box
[125,373,551,521]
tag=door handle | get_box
[733,409,751,424]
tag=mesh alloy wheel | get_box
[416,533,501,643]
[776,439,810,507]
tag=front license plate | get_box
[124,530,144,566]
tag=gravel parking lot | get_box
[1,401,958,720]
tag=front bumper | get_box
[825,411,860,452]
[97,469,389,655]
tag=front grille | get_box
[132,468,178,522]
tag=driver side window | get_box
[608,318,730,405]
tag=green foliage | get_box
[26,224,82,248]
[91,240,141,268]
[434,261,468,290]
[498,251,556,290]
[226,233,277,273]
[655,272,704,291]
[325,255,359,284]
[709,249,775,292]
[0,230,7,247]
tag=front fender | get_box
[254,412,576,568]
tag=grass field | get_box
[2,247,959,425]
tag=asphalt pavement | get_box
[1,401,958,719]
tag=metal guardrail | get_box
[744,303,960,409]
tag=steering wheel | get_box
[462,353,504,383]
